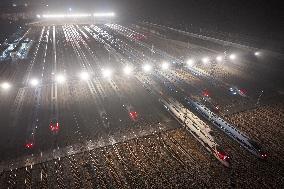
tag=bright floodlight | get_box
[161,62,169,70]
[202,57,210,64]
[229,54,236,60]
[93,12,115,17]
[36,14,41,18]
[1,82,11,90]
[79,71,90,81]
[30,78,39,87]
[254,51,260,56]
[142,64,152,72]
[123,66,133,75]
[42,14,91,19]
[186,59,194,66]
[55,74,66,84]
[102,69,112,78]
[216,55,223,62]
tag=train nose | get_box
[260,152,268,159]
[215,148,230,167]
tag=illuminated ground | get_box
[0,23,283,188]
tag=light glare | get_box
[79,71,90,80]
[229,54,236,60]
[40,12,115,19]
[30,78,39,87]
[216,55,223,62]
[186,59,194,66]
[142,64,152,72]
[202,57,210,64]
[102,69,112,78]
[254,51,260,56]
[55,74,66,84]
[42,14,91,19]
[93,12,115,17]
[1,82,11,90]
[161,62,169,70]
[123,66,133,75]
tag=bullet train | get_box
[187,99,267,159]
[135,73,230,166]
[160,97,230,167]
[158,72,266,159]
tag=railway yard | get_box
[0,22,283,188]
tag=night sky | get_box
[1,0,283,38]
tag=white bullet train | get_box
[135,73,230,166]
[186,99,267,159]
[160,97,230,167]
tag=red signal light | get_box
[216,149,229,160]
[202,89,210,97]
[50,122,60,133]
[25,142,34,149]
[129,111,138,120]
[261,153,267,159]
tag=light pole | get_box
[256,90,264,105]
[151,44,154,56]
